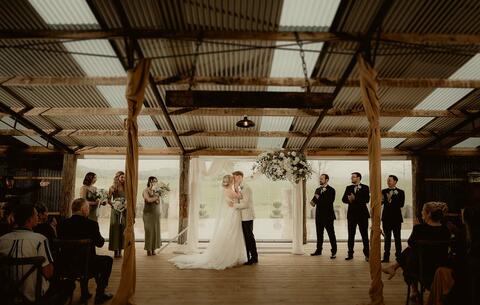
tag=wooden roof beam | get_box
[0,30,479,45]
[165,90,333,109]
[2,145,478,157]
[2,129,479,139]
[2,76,480,88]
[3,107,479,118]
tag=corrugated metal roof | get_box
[71,135,128,147]
[10,86,110,108]
[0,88,24,107]
[0,0,479,151]
[139,137,167,148]
[0,41,87,77]
[383,0,480,34]
[381,138,406,149]
[292,116,400,132]
[123,0,283,31]
[389,117,435,132]
[181,136,258,149]
[49,116,124,130]
[398,138,434,150]
[64,40,125,77]
[28,0,98,25]
[0,1,49,30]
[269,41,323,77]
[302,137,369,149]
[257,116,293,149]
[278,0,340,31]
[452,138,480,149]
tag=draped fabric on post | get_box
[358,55,384,305]
[111,59,151,305]
[292,182,304,255]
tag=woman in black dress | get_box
[382,201,451,300]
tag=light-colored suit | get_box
[235,184,255,221]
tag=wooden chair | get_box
[0,255,45,305]
[406,239,453,305]
[52,239,91,305]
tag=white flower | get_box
[291,151,297,156]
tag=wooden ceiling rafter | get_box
[2,128,480,139]
[0,30,479,45]
[2,76,480,88]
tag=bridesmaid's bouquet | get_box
[154,182,171,200]
[112,197,126,213]
[94,189,109,205]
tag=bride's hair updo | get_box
[222,175,233,187]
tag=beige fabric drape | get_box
[358,54,384,305]
[111,59,151,305]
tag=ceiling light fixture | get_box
[236,115,255,128]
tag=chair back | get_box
[416,239,453,288]
[52,239,91,282]
[0,255,45,305]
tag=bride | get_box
[169,174,248,270]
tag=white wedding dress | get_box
[169,187,247,270]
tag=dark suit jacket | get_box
[342,183,370,220]
[58,215,105,258]
[311,185,336,222]
[381,187,405,224]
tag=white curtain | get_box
[182,158,234,253]
[182,157,304,255]
[292,182,304,254]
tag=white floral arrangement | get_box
[94,189,109,205]
[252,150,313,184]
[112,197,126,213]
[154,182,171,200]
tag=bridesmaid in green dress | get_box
[142,176,162,256]
[79,172,99,221]
[108,171,126,258]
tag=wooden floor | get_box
[76,242,409,305]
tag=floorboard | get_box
[73,242,410,305]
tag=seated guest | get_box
[33,203,57,243]
[58,198,113,304]
[464,204,480,305]
[0,202,15,236]
[0,204,73,304]
[382,202,451,301]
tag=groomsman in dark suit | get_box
[381,175,405,262]
[342,172,370,261]
[310,174,337,259]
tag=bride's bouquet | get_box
[112,197,126,213]
[253,150,312,184]
[154,182,171,200]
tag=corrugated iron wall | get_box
[416,156,480,217]
[0,151,63,211]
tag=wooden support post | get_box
[60,154,77,218]
[178,155,190,244]
[411,156,421,222]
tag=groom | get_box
[232,171,258,265]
